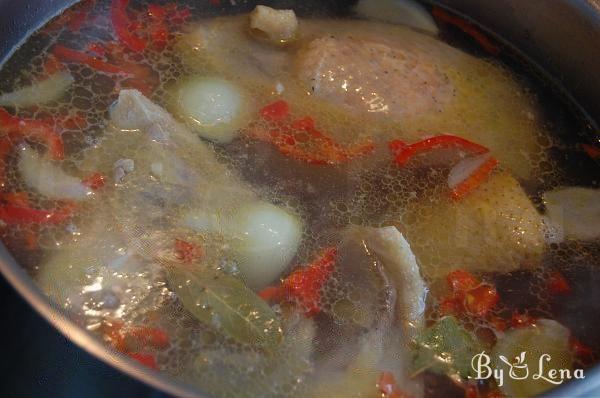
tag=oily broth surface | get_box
[0,1,597,397]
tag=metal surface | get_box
[0,1,598,397]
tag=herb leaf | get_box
[412,316,483,379]
[168,267,282,348]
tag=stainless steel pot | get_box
[0,1,598,397]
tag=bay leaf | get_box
[167,267,282,349]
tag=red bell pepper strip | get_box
[251,101,374,165]
[390,134,490,167]
[147,5,169,51]
[111,0,147,53]
[0,203,74,225]
[450,155,498,200]
[0,108,64,160]
[52,45,128,75]
[128,352,158,369]
[432,7,500,56]
[260,247,337,316]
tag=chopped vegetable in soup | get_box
[0,1,598,398]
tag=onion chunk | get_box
[176,77,248,144]
[18,145,92,200]
[0,71,74,108]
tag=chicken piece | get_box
[349,226,428,339]
[295,36,455,119]
[249,5,298,44]
[104,90,303,289]
[400,171,545,280]
[308,226,426,398]
[36,215,165,318]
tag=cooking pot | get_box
[0,1,598,397]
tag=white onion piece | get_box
[230,202,303,289]
[354,0,439,35]
[0,71,74,107]
[543,187,600,241]
[18,145,92,200]
[447,152,491,190]
[177,77,247,144]
[180,201,303,289]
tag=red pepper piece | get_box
[547,271,571,295]
[111,0,147,53]
[391,134,490,167]
[52,45,128,75]
[129,327,170,349]
[0,203,74,225]
[260,100,290,121]
[0,109,64,160]
[128,352,158,369]
[432,7,500,56]
[253,101,375,165]
[443,269,500,318]
[174,239,203,264]
[450,155,498,200]
[378,371,412,398]
[282,246,337,316]
[388,139,407,157]
[582,143,600,160]
[24,120,65,161]
[447,269,480,293]
[147,5,169,51]
[464,283,500,317]
[260,247,337,316]
[82,172,107,191]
